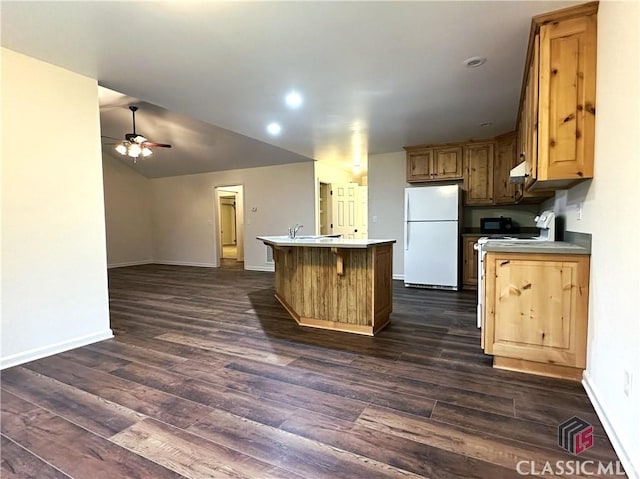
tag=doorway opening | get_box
[214,185,244,266]
[318,182,331,235]
[326,182,368,239]
[220,195,237,258]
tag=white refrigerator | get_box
[404,184,460,290]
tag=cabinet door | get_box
[406,149,433,182]
[524,34,540,189]
[537,14,596,181]
[463,143,494,205]
[494,132,517,204]
[484,254,589,368]
[432,146,463,180]
[462,236,480,288]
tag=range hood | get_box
[509,162,527,184]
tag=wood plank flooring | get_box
[1,263,625,478]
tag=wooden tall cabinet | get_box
[463,143,494,205]
[483,252,590,380]
[518,3,598,191]
[406,146,463,183]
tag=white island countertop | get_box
[257,235,396,249]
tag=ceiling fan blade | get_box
[101,135,122,141]
[144,142,172,148]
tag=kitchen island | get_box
[257,236,396,336]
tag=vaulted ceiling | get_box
[2,1,580,178]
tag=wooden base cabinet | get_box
[462,236,481,289]
[483,252,590,380]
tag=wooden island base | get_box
[258,237,395,336]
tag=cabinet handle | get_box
[520,153,525,160]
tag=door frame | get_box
[213,184,245,265]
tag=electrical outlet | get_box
[624,370,632,397]
[372,215,378,223]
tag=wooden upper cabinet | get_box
[432,146,463,180]
[518,3,598,191]
[538,14,597,183]
[464,143,494,205]
[405,146,462,183]
[406,149,433,181]
[494,132,517,204]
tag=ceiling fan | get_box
[107,106,172,162]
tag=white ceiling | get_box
[1,1,580,178]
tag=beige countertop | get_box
[483,240,590,255]
[257,235,396,249]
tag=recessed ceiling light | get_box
[266,122,282,136]
[464,56,487,68]
[285,91,303,109]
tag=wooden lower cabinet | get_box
[462,236,481,289]
[482,252,590,380]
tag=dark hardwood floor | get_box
[1,262,624,478]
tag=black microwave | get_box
[480,217,513,234]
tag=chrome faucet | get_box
[288,224,303,239]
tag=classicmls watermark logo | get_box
[558,416,594,455]
[515,416,625,476]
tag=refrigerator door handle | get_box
[405,222,409,251]
[404,191,409,224]
[404,192,409,250]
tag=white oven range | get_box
[473,210,556,328]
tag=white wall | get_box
[1,48,112,369]
[102,154,153,267]
[367,152,406,278]
[545,3,640,476]
[151,162,315,271]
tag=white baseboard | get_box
[153,261,217,268]
[245,265,275,272]
[582,371,638,479]
[1,329,114,370]
[107,260,154,269]
[393,274,404,280]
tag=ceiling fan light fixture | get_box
[128,143,142,157]
[109,105,172,161]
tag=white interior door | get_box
[331,182,359,239]
[356,185,368,239]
